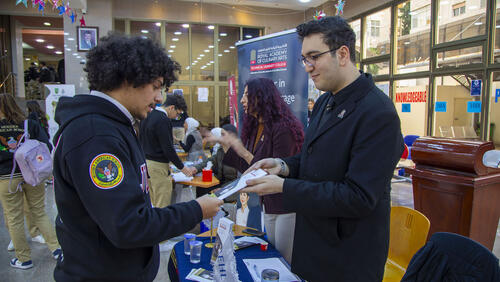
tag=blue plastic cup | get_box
[183,233,196,255]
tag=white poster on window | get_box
[45,84,75,144]
[197,87,208,102]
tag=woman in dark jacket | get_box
[221,77,304,263]
[0,94,61,270]
[26,100,49,137]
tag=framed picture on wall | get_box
[77,26,99,51]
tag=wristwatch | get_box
[277,158,287,176]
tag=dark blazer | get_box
[283,73,404,281]
[224,122,301,214]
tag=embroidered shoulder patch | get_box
[89,153,124,189]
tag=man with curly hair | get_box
[243,16,404,281]
[52,34,222,281]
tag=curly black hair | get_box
[296,16,356,63]
[84,33,181,92]
[163,93,187,112]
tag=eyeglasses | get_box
[300,48,338,67]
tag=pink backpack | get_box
[10,120,52,192]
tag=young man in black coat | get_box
[243,16,404,281]
[52,34,222,281]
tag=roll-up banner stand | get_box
[236,29,309,128]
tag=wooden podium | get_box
[407,137,500,250]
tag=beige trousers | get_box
[0,178,60,262]
[146,160,174,208]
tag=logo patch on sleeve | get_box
[89,153,124,189]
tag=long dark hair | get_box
[0,93,25,124]
[241,77,304,152]
[26,100,48,127]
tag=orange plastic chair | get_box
[383,206,430,282]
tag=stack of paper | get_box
[186,268,213,282]
[234,236,267,250]
[243,258,299,282]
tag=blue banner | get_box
[467,101,481,113]
[237,30,309,127]
[402,103,411,113]
[435,101,447,112]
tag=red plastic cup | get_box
[202,169,212,182]
[260,242,268,251]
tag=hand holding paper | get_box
[242,174,285,196]
[214,169,268,200]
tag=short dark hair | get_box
[163,93,187,112]
[84,33,181,92]
[296,16,356,63]
[39,61,47,66]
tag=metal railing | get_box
[0,72,15,95]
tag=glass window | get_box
[191,24,214,81]
[130,21,160,43]
[396,1,431,73]
[192,86,215,127]
[364,8,391,58]
[219,86,231,125]
[375,81,390,96]
[242,28,261,40]
[395,78,429,136]
[114,19,125,34]
[218,26,239,81]
[349,19,361,62]
[436,45,482,68]
[490,72,500,146]
[433,74,483,138]
[437,0,486,44]
[495,0,500,63]
[363,61,390,76]
[166,23,189,81]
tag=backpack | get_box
[9,120,53,192]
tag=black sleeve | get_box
[157,118,184,169]
[63,134,203,248]
[179,135,195,152]
[28,119,53,151]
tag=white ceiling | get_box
[179,0,330,10]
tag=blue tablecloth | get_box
[168,236,286,282]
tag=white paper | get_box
[172,172,193,182]
[243,258,299,282]
[215,169,268,200]
[198,88,209,102]
[234,236,267,245]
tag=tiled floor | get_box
[0,182,498,281]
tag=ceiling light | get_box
[218,54,222,57]
[404,41,410,45]
[210,61,214,63]
[207,25,215,30]
[73,53,78,56]
[200,54,205,57]
[194,60,198,63]
[219,32,227,37]
[182,24,189,28]
[186,66,190,70]
[141,30,149,34]
[55,51,63,54]
[76,56,81,58]
[25,58,30,61]
[168,55,171,58]
[156,22,161,27]
[35,38,45,43]
[224,49,230,53]
[174,31,182,35]
[497,25,500,28]
[245,35,252,39]
[66,48,71,51]
[229,46,235,49]
[168,49,174,53]
[64,32,69,36]
[64,44,67,47]
[299,0,311,2]
[172,38,179,41]
[208,45,214,48]
[170,45,176,48]
[46,45,54,49]
[68,37,74,41]
[204,49,209,53]
[43,22,51,26]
